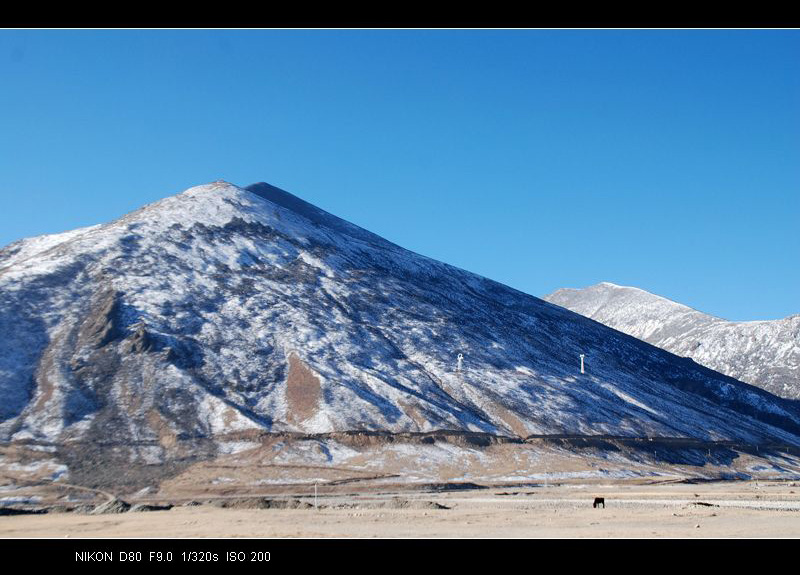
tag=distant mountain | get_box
[2,182,800,490]
[544,282,800,399]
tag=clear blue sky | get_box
[1,29,797,321]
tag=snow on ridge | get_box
[544,283,800,400]
[0,224,103,270]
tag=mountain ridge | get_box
[544,282,800,399]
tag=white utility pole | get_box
[580,354,585,374]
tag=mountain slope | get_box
[2,181,800,482]
[544,282,800,399]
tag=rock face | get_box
[544,282,800,399]
[90,498,131,515]
[2,180,800,481]
[129,503,173,512]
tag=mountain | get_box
[544,282,800,399]
[2,182,800,492]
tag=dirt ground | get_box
[3,481,800,538]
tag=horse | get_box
[593,497,605,508]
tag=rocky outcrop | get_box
[90,498,131,515]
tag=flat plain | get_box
[3,480,800,538]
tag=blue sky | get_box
[1,29,797,321]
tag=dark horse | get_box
[593,497,605,508]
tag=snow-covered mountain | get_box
[2,181,800,479]
[544,282,800,399]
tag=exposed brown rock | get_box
[398,400,427,430]
[148,409,178,449]
[285,353,322,426]
[78,289,125,349]
[487,403,530,439]
[121,324,156,354]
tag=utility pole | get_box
[544,457,548,489]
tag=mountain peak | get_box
[244,181,324,221]
[243,181,392,247]
[595,281,651,295]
